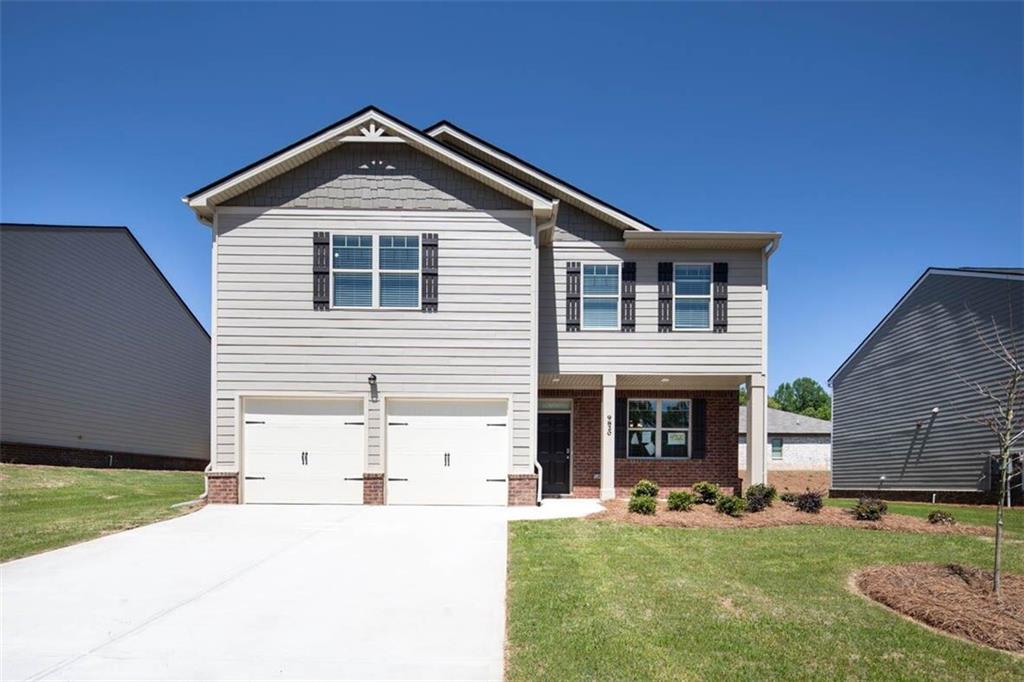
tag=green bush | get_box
[927,509,956,525]
[745,483,778,512]
[780,491,798,504]
[794,490,823,513]
[628,495,657,515]
[666,490,697,511]
[853,497,888,521]
[715,495,746,517]
[693,481,721,505]
[631,479,660,498]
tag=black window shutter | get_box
[421,233,438,312]
[313,231,330,311]
[621,262,636,332]
[691,398,707,459]
[657,262,673,332]
[713,262,728,332]
[615,397,627,458]
[565,261,580,332]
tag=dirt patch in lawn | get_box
[854,563,1024,654]
[590,499,992,536]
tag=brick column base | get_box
[206,472,239,504]
[363,473,385,504]
[508,474,538,506]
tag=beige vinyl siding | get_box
[539,240,765,375]
[214,208,535,473]
[0,227,210,460]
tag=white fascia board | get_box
[623,230,782,250]
[184,110,553,222]
[427,124,657,233]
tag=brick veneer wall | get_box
[1,441,208,471]
[540,389,740,498]
[206,472,239,504]
[364,473,385,504]
[508,474,538,505]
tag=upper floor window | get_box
[582,263,619,330]
[627,398,691,458]
[674,263,712,330]
[332,234,420,308]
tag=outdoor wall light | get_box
[367,373,377,387]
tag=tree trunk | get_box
[993,449,1009,595]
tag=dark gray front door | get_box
[538,413,571,495]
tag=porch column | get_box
[600,373,617,500]
[746,374,767,486]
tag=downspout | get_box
[533,201,560,504]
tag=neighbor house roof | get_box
[829,267,1024,384]
[738,407,831,436]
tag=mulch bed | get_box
[589,499,993,536]
[854,563,1024,654]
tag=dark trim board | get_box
[1,442,209,472]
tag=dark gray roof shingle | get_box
[738,407,831,435]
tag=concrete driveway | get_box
[2,501,599,681]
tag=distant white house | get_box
[738,407,831,471]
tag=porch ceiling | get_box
[540,374,745,391]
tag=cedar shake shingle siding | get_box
[830,270,1024,494]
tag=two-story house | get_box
[185,106,780,506]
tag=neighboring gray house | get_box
[830,267,1024,502]
[738,407,831,471]
[184,106,781,505]
[0,224,210,470]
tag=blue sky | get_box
[2,2,1021,392]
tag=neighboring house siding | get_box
[0,227,210,460]
[224,143,522,211]
[214,208,535,473]
[831,273,1024,492]
[539,240,764,375]
[739,435,831,471]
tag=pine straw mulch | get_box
[854,563,1024,654]
[589,499,993,536]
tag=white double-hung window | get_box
[674,263,712,330]
[627,398,691,458]
[581,263,619,330]
[331,234,420,308]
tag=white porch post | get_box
[746,374,767,486]
[600,373,617,500]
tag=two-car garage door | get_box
[241,397,508,505]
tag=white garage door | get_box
[386,399,508,506]
[242,398,364,504]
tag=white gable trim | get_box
[426,123,657,233]
[184,109,554,224]
[829,267,1024,384]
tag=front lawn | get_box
[507,519,1024,680]
[826,498,1024,539]
[0,464,204,562]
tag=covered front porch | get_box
[537,373,768,500]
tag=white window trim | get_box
[673,262,713,331]
[330,234,421,310]
[626,398,692,459]
[581,262,620,331]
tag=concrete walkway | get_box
[1,500,601,681]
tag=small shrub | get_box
[745,483,778,512]
[693,481,721,505]
[667,490,697,511]
[715,495,746,517]
[631,479,660,498]
[928,509,956,525]
[794,490,823,513]
[853,497,888,521]
[628,495,657,515]
[780,491,798,504]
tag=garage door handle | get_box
[388,422,408,426]
[486,478,507,483]
[387,477,408,482]
[343,477,364,481]
[245,420,265,425]
[487,423,506,427]
[244,476,266,480]
[345,421,364,426]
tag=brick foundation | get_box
[541,389,741,499]
[206,472,239,504]
[363,473,385,504]
[508,474,538,505]
[1,441,208,471]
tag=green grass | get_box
[507,520,1024,681]
[826,498,1024,539]
[0,464,204,562]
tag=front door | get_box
[538,413,571,495]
